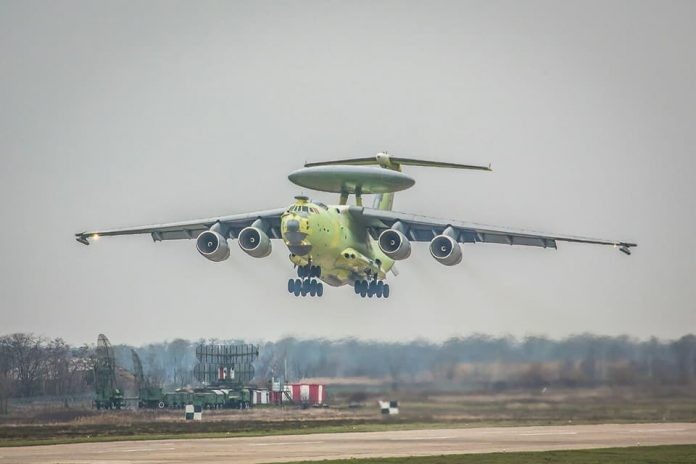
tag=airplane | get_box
[75,153,636,298]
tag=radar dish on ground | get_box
[288,165,415,194]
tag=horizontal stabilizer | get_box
[305,156,377,167]
[305,153,491,171]
[390,157,491,171]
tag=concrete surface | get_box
[1,422,695,463]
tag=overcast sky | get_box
[1,1,694,346]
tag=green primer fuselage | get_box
[280,198,393,287]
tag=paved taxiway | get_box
[2,422,695,463]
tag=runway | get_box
[2,422,695,463]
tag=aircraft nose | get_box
[286,219,300,232]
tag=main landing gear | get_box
[288,265,323,297]
[354,279,390,298]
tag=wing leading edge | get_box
[352,207,637,254]
[75,208,286,245]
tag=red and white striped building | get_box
[266,383,327,406]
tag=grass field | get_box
[2,386,696,447]
[279,445,696,464]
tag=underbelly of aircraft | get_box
[284,241,388,287]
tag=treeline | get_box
[1,333,695,412]
[105,333,696,390]
[0,334,93,413]
[254,334,696,389]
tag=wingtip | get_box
[75,235,90,245]
[618,243,637,255]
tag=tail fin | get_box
[373,192,395,211]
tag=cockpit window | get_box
[289,205,321,214]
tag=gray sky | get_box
[1,0,694,346]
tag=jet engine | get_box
[238,227,272,258]
[429,234,462,266]
[196,230,230,262]
[378,229,411,260]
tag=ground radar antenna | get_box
[94,334,124,409]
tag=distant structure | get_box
[93,336,327,410]
[131,349,165,408]
[93,334,124,409]
[193,344,258,386]
[379,400,399,415]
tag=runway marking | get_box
[518,431,578,436]
[475,430,523,435]
[94,446,176,457]
[122,447,176,452]
[628,428,688,433]
[250,441,324,446]
[388,436,453,441]
[96,447,176,453]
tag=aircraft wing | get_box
[75,208,286,245]
[352,207,637,254]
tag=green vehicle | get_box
[138,385,165,409]
[161,388,249,409]
[95,387,124,410]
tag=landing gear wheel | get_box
[383,284,390,298]
[376,281,384,298]
[368,280,377,298]
[288,279,295,293]
[293,279,302,296]
[309,279,317,296]
[316,282,323,297]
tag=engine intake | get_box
[429,234,462,266]
[378,229,411,260]
[196,230,230,262]
[238,227,272,258]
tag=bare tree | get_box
[168,339,191,387]
[5,334,45,397]
[44,338,89,407]
[673,335,696,384]
[0,337,14,414]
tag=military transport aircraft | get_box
[75,153,636,298]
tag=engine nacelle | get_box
[238,227,272,258]
[378,229,412,260]
[196,230,230,262]
[429,234,462,266]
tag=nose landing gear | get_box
[297,264,321,279]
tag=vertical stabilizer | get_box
[373,192,394,211]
